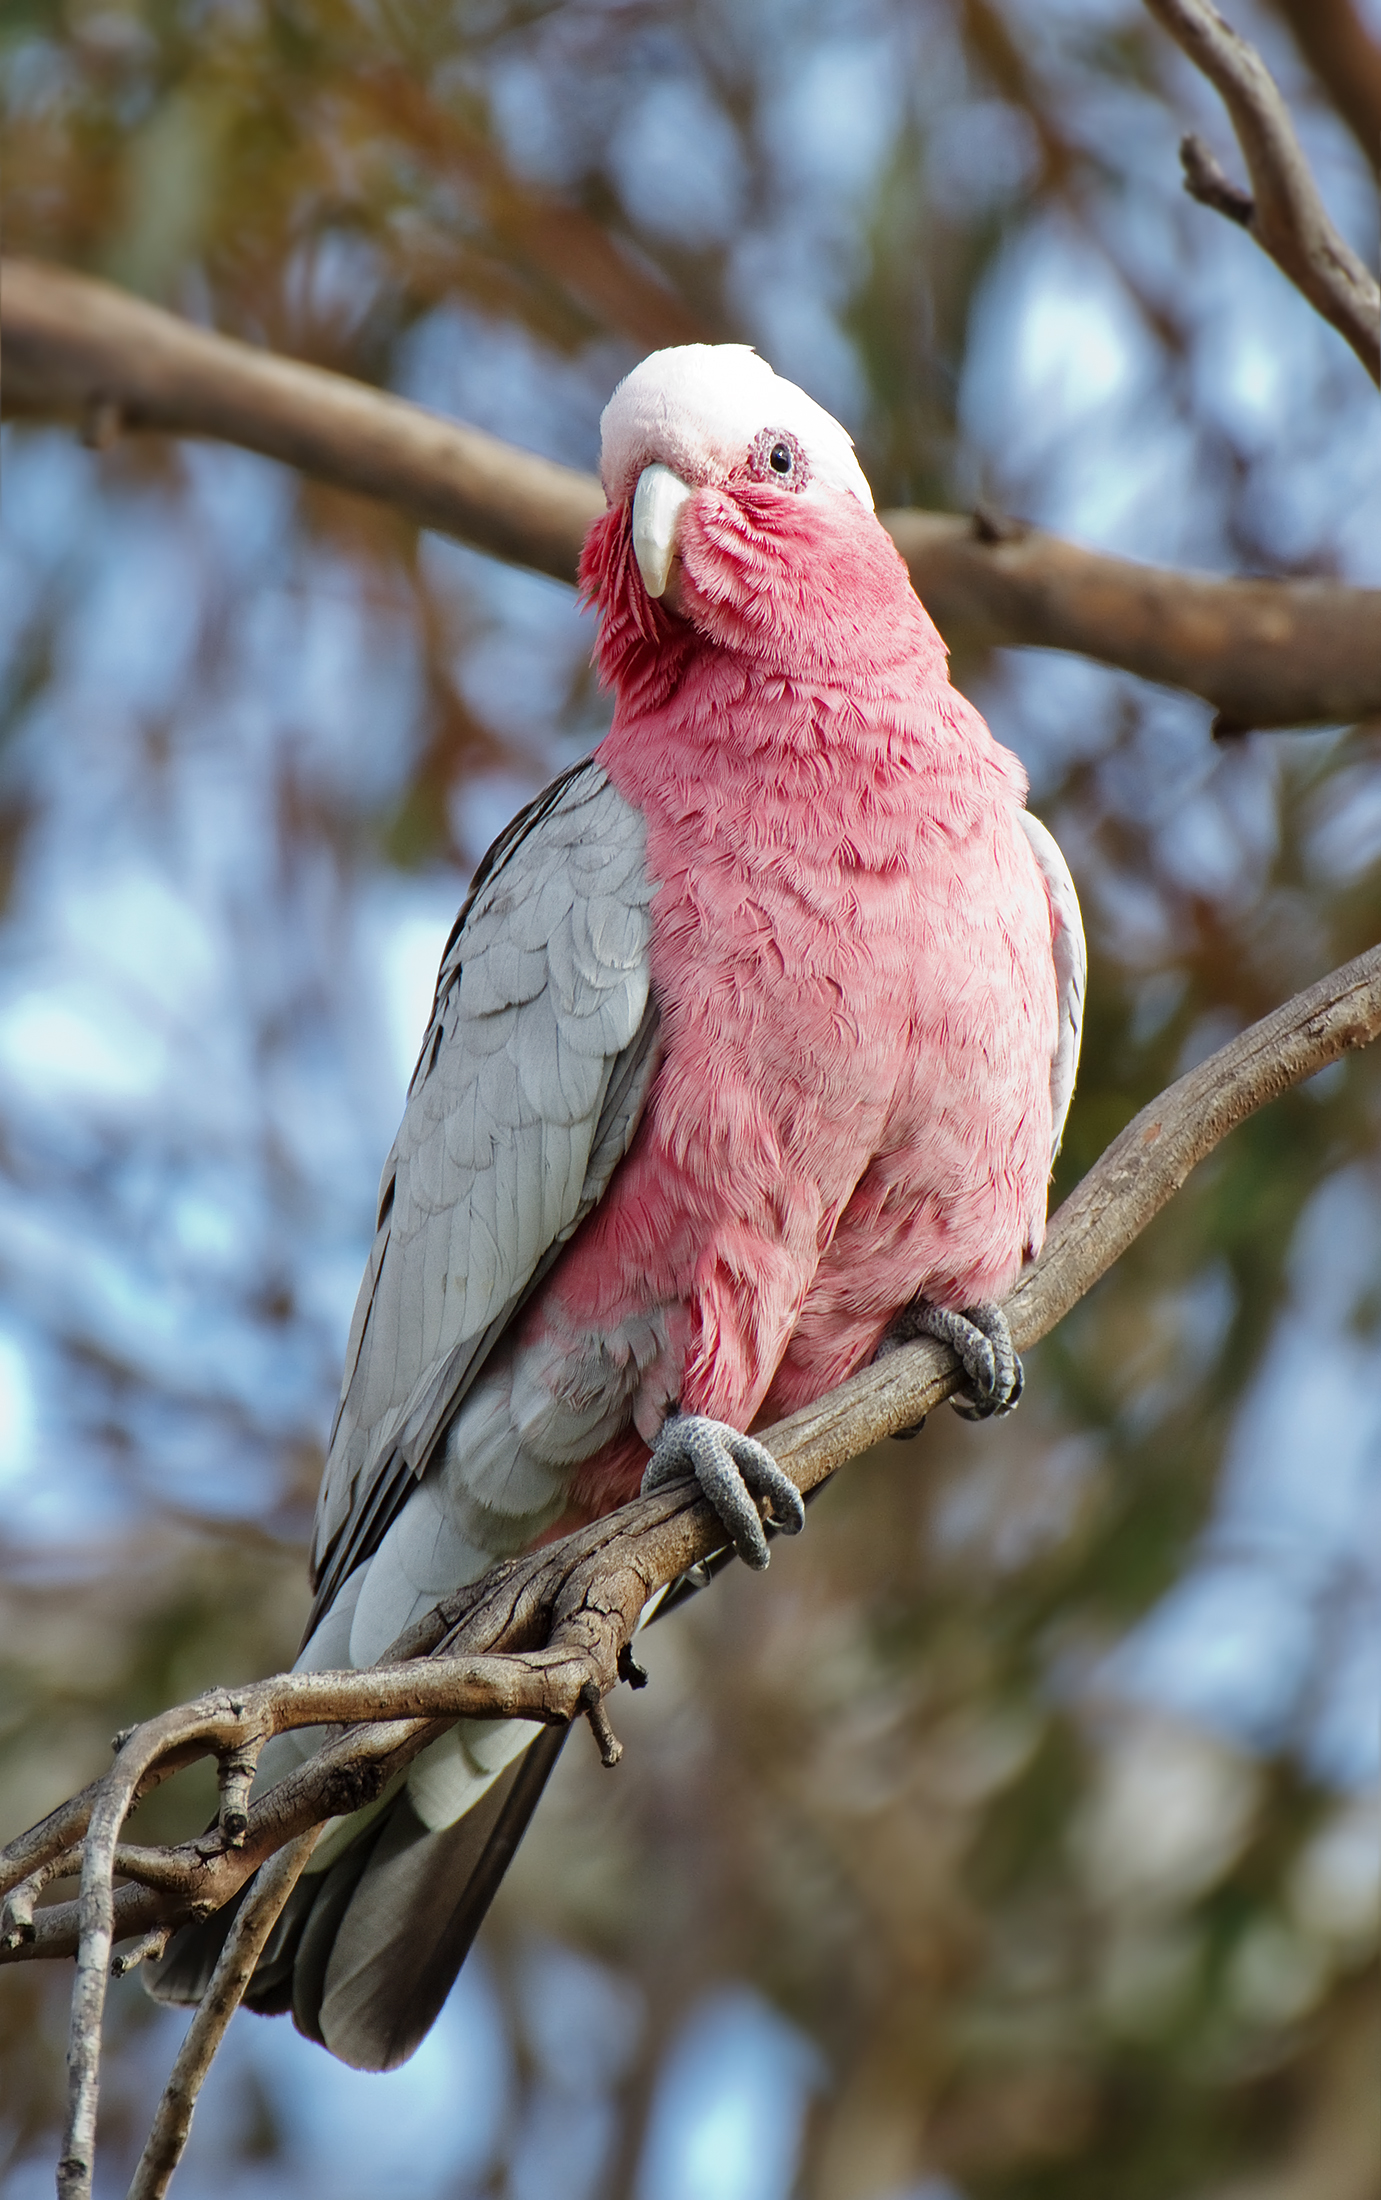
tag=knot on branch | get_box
[216,1740,263,1847]
[971,501,1027,545]
[317,1762,390,1819]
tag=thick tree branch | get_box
[0,258,599,581]
[3,939,1379,2200]
[4,259,1378,732]
[1143,0,1381,381]
[882,510,1380,736]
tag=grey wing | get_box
[308,757,660,1633]
[1017,809,1086,1162]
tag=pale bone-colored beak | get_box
[632,463,693,599]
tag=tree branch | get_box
[1271,0,1381,182]
[125,1831,322,2200]
[0,258,600,580]
[1143,0,1381,381]
[2,940,1378,2200]
[4,259,1378,732]
[883,510,1380,737]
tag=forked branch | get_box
[3,940,1379,2200]
[1144,0,1381,380]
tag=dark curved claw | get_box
[885,1298,1023,1420]
[641,1413,806,1570]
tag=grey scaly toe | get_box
[642,1413,806,1569]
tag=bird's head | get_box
[581,345,938,708]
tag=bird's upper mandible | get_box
[630,462,694,601]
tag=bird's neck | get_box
[597,677,1022,873]
[581,486,954,717]
[584,490,1020,836]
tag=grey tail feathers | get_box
[144,1727,566,2071]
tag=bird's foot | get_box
[887,1299,1023,1421]
[641,1413,805,1571]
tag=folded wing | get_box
[308,756,660,1636]
[1017,809,1086,1161]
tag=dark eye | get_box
[748,426,809,490]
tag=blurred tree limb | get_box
[3,938,1379,2200]
[1145,0,1381,380]
[4,257,1379,735]
[1273,0,1381,180]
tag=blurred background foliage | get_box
[1,0,1379,2194]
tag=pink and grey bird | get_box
[150,343,1085,2065]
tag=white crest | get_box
[600,344,874,512]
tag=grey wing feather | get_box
[1017,809,1086,1161]
[308,758,659,1633]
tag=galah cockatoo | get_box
[150,343,1084,2067]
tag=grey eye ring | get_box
[748,426,810,490]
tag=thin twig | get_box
[0,1749,203,1904]
[110,1927,173,1980]
[125,1829,321,2200]
[58,1696,271,2200]
[1144,0,1381,381]
[1180,133,1255,224]
[0,1846,81,1950]
[3,258,1378,729]
[580,1682,625,1768]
